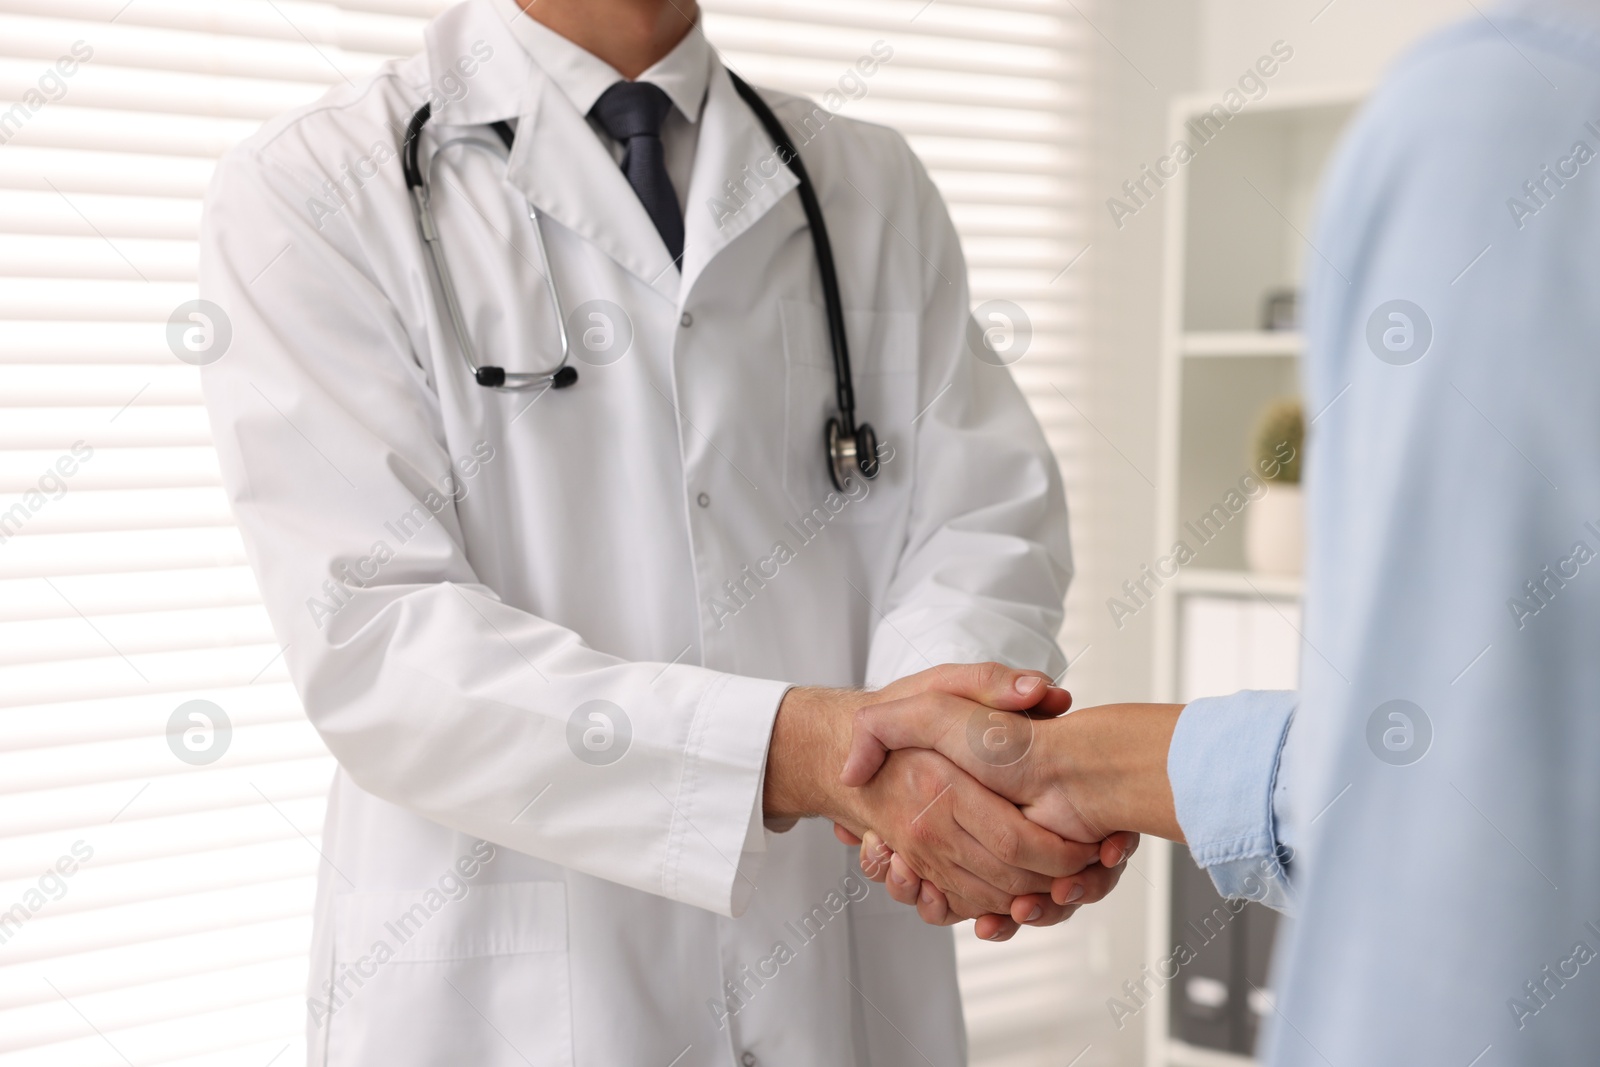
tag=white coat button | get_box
[696,492,711,508]
[740,1054,757,1067]
[680,312,693,328]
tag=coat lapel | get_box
[427,4,799,306]
[501,75,681,302]
[678,65,800,303]
[428,4,679,301]
[424,0,533,129]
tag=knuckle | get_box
[1001,868,1034,897]
[1032,905,1067,927]
[1086,868,1122,900]
[978,888,1012,914]
[906,816,941,850]
[990,824,1023,866]
[909,760,950,797]
[1057,840,1098,876]
[947,895,980,921]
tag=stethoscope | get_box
[401,70,879,492]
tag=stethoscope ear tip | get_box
[552,366,579,389]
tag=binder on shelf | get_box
[1169,848,1279,1056]
[1241,901,1280,1051]
[1171,593,1295,1057]
[1169,847,1237,1053]
[1180,595,1301,699]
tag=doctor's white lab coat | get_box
[198,3,1072,1065]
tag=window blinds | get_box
[0,2,1090,1064]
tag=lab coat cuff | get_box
[1169,690,1297,908]
[669,672,792,918]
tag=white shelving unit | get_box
[1180,332,1302,359]
[1143,85,1365,1067]
[1175,568,1302,600]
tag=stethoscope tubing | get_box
[725,72,858,433]
[401,73,878,487]
[403,105,573,391]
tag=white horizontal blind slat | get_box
[0,4,435,1064]
[0,2,1089,1065]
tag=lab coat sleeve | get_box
[1168,690,1299,912]
[861,153,1073,687]
[198,141,788,918]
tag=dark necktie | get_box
[590,81,685,264]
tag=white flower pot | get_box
[1245,483,1304,575]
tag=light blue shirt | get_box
[1167,3,1600,1062]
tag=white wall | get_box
[1052,5,1200,1064]
[1198,0,1468,93]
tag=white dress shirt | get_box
[494,0,708,213]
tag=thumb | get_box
[838,690,981,787]
[838,702,896,788]
[905,661,1071,715]
[1102,831,1140,868]
[839,664,1072,788]
[839,693,959,787]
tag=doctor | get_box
[199,0,1130,1064]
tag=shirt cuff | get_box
[1168,689,1298,909]
[732,688,794,916]
[671,673,792,918]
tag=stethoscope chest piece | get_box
[826,418,879,493]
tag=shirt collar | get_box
[493,0,712,124]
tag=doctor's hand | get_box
[763,663,1108,919]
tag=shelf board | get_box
[1170,82,1368,122]
[1181,331,1301,358]
[1167,1039,1258,1067]
[1175,568,1302,600]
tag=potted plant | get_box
[1245,398,1304,575]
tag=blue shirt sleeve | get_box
[1167,689,1298,911]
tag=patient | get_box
[840,2,1600,1063]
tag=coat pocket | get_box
[324,881,571,1067]
[779,299,919,526]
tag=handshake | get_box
[764,663,1182,941]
